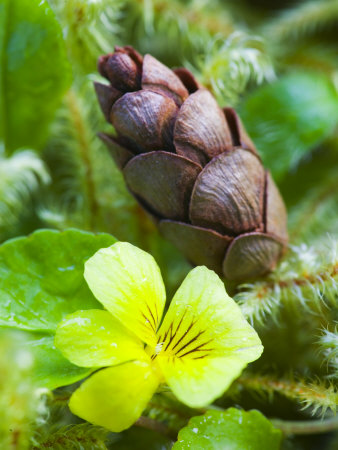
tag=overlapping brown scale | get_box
[173,68,201,93]
[265,172,288,242]
[98,133,135,169]
[123,151,202,221]
[159,220,232,274]
[142,54,189,105]
[96,45,289,281]
[223,232,283,280]
[97,53,112,79]
[116,45,143,67]
[190,149,265,235]
[223,108,258,156]
[173,89,233,166]
[98,49,142,92]
[111,90,178,153]
[94,82,122,122]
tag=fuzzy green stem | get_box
[271,416,338,435]
[235,373,338,415]
[65,90,99,231]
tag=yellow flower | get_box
[55,242,263,432]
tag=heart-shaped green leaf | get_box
[0,229,116,332]
[0,228,116,388]
[26,334,91,390]
[173,408,282,450]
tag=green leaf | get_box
[0,229,116,332]
[173,408,282,450]
[240,71,338,181]
[0,0,71,154]
[26,334,91,390]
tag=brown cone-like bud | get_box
[95,46,288,281]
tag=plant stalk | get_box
[271,416,338,435]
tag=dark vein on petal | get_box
[162,324,171,343]
[160,311,187,348]
[154,301,159,325]
[146,303,157,329]
[173,311,186,339]
[171,319,196,351]
[192,354,209,360]
[175,330,206,355]
[141,312,156,332]
[164,322,175,351]
[178,341,213,359]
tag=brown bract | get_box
[95,45,288,281]
[111,91,178,153]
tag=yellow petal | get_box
[69,360,160,432]
[84,242,166,346]
[156,266,263,407]
[55,310,146,367]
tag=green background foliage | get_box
[0,0,337,448]
[0,0,71,154]
[240,71,338,181]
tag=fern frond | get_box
[264,0,338,43]
[32,423,109,450]
[236,238,338,324]
[234,372,338,417]
[37,202,84,231]
[123,0,235,65]
[40,80,137,239]
[41,87,99,230]
[0,151,50,241]
[124,2,273,104]
[139,0,234,37]
[194,32,275,106]
[319,327,338,377]
[49,0,124,73]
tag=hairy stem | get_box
[235,373,338,415]
[271,416,338,435]
[65,90,99,230]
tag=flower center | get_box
[150,315,214,362]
